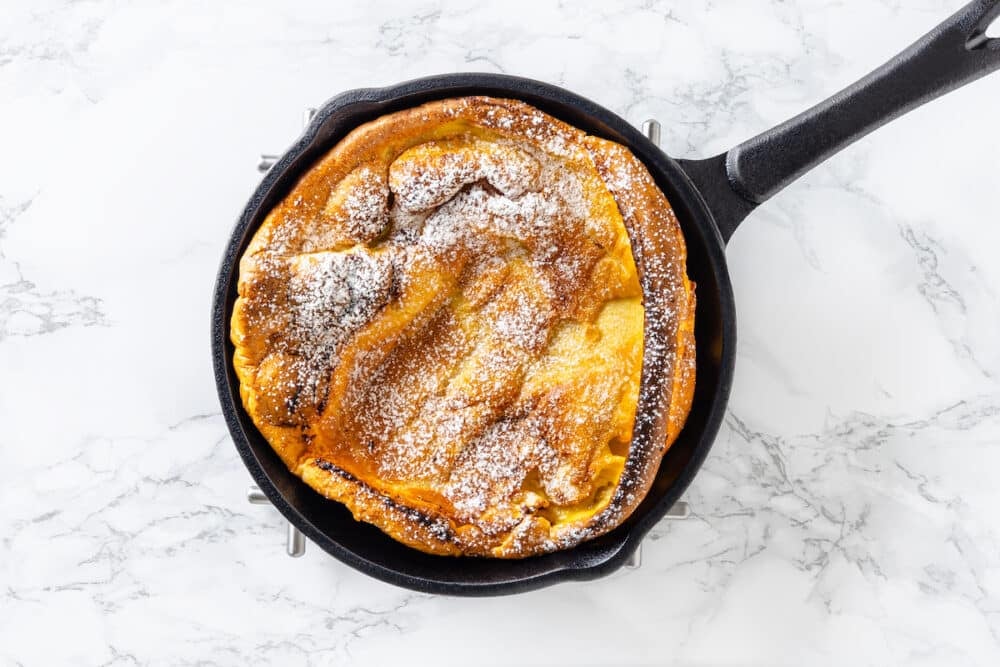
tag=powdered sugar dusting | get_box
[235,96,691,557]
[390,140,541,212]
[332,166,391,243]
[283,249,393,398]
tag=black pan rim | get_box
[211,72,737,596]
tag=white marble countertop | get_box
[3,1,1000,664]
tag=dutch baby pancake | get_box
[231,96,695,557]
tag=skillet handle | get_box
[679,0,1000,244]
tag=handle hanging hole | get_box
[967,3,1000,49]
[987,21,1000,38]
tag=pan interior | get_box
[213,75,734,594]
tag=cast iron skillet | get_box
[212,0,1000,595]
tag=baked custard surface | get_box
[232,96,695,557]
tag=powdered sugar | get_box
[333,166,391,243]
[389,140,541,212]
[346,137,613,527]
[235,97,690,556]
[284,249,393,396]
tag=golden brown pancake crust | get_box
[231,96,695,557]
